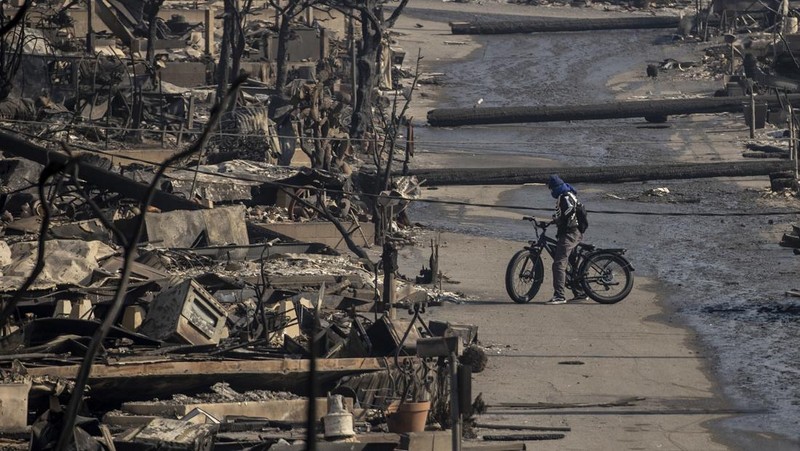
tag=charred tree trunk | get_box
[215,0,235,105]
[350,11,381,138]
[275,13,293,93]
[0,2,27,101]
[231,6,245,85]
[145,0,165,73]
[272,1,317,93]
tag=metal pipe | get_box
[450,353,461,451]
[86,0,94,53]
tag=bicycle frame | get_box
[521,217,595,289]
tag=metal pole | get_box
[204,7,215,57]
[86,0,95,53]
[792,106,799,179]
[383,205,397,320]
[789,105,794,163]
[730,43,735,75]
[381,239,396,318]
[349,12,357,111]
[387,270,395,319]
[450,354,462,451]
[749,90,756,139]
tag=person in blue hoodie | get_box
[546,175,585,304]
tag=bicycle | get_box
[505,216,635,304]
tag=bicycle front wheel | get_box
[505,249,544,303]
[579,253,634,304]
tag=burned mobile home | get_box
[0,1,486,449]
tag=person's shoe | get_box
[571,292,589,302]
[546,296,567,305]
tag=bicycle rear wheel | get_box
[505,249,544,303]
[579,253,634,304]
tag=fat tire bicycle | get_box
[505,216,635,304]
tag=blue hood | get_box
[548,175,576,198]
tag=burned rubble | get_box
[0,1,484,450]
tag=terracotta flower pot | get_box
[385,400,431,433]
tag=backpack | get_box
[576,202,589,234]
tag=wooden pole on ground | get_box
[408,161,795,187]
[427,95,800,127]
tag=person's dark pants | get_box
[552,228,582,299]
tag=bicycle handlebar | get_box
[522,216,554,228]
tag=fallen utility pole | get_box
[427,95,800,127]
[485,408,767,415]
[450,16,682,34]
[482,434,565,441]
[476,423,572,432]
[0,130,203,212]
[408,161,794,187]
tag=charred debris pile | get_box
[0,1,490,449]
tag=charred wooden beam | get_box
[25,357,405,406]
[450,16,682,34]
[427,95,800,127]
[25,357,392,380]
[408,161,795,186]
[0,130,202,211]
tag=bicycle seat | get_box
[577,243,596,251]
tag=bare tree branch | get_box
[281,187,369,259]
[385,0,410,28]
